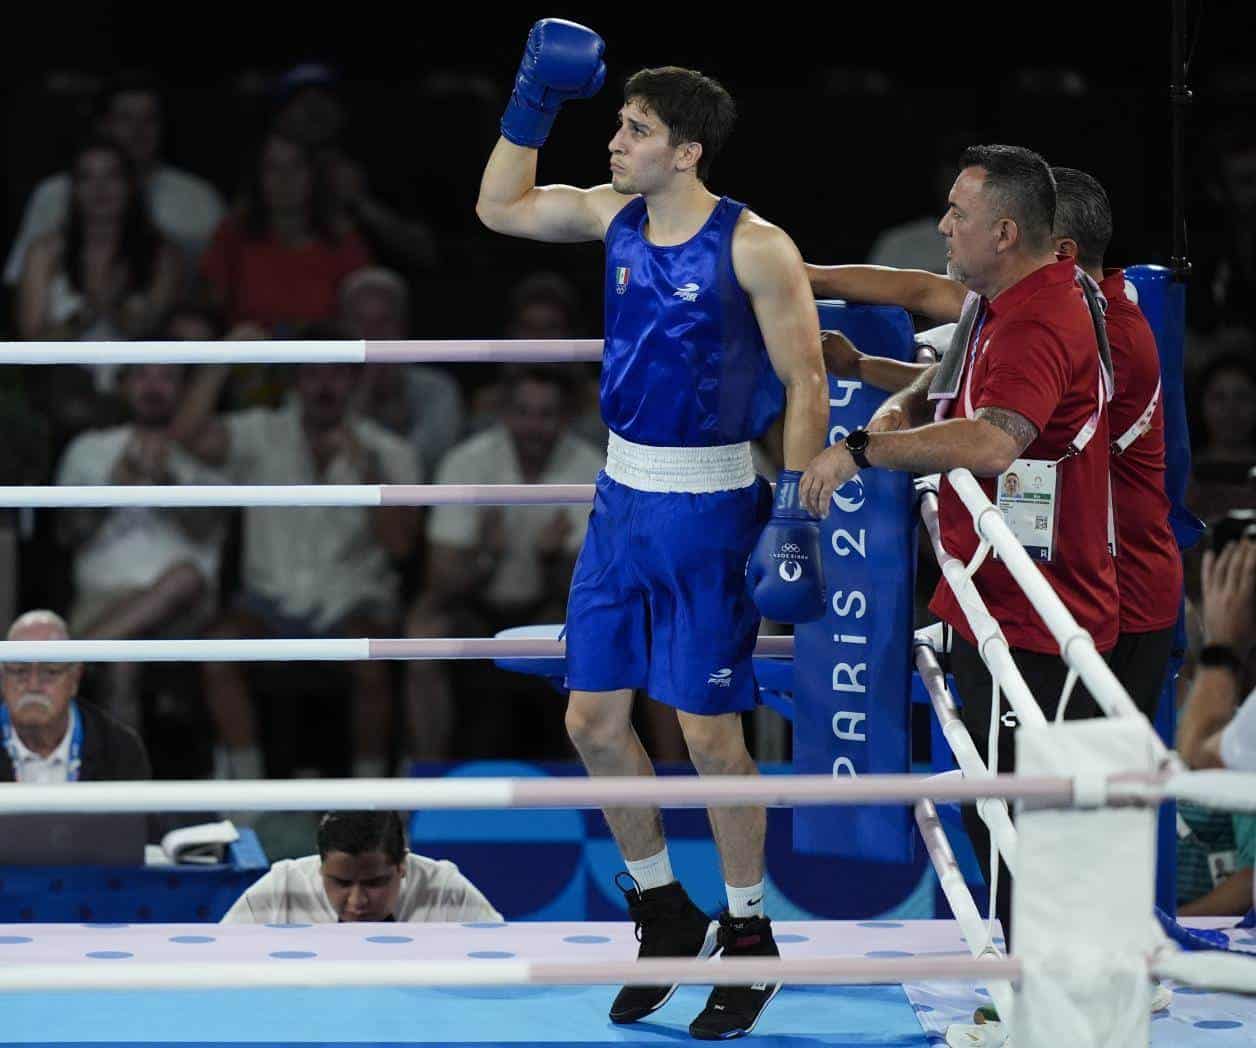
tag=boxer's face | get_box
[321,850,404,922]
[608,100,694,196]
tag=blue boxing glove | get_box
[747,470,827,623]
[501,19,606,148]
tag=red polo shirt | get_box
[929,258,1120,654]
[1101,268,1182,633]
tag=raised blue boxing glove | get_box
[747,470,827,623]
[501,19,606,149]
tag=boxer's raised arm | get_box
[476,18,625,244]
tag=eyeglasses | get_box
[2,664,73,683]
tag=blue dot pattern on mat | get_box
[269,950,318,959]
[468,950,516,959]
[563,935,611,944]
[857,921,904,928]
[775,934,810,943]
[84,923,128,929]
[0,937,32,944]
[86,951,133,959]
[1195,1021,1244,1030]
[463,922,507,929]
[865,950,913,958]
[366,935,413,944]
[169,936,215,944]
[1174,986,1213,995]
[265,923,312,929]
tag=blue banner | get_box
[792,302,917,863]
[1126,265,1200,916]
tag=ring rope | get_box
[0,484,597,509]
[0,338,604,365]
[0,635,792,663]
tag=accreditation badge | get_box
[996,459,1058,562]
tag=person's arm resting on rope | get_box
[475,19,624,244]
[737,217,829,622]
[806,263,967,322]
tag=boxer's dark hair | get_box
[959,144,1056,251]
[317,811,406,865]
[1051,167,1113,270]
[624,67,735,181]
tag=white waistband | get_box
[605,432,756,493]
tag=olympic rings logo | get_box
[781,543,802,554]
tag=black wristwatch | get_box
[845,428,872,470]
[1199,644,1243,675]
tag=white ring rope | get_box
[0,635,793,663]
[915,642,1019,873]
[0,772,1083,815]
[0,955,1025,994]
[0,484,597,509]
[0,339,604,365]
[946,469,1167,756]
[915,797,1017,1027]
[918,484,1048,732]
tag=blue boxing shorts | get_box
[564,471,772,714]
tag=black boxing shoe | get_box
[609,874,718,1024]
[689,912,782,1040]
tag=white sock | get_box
[726,880,766,919]
[625,848,675,892]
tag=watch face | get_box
[846,429,869,452]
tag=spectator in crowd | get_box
[1176,533,1256,916]
[406,365,603,759]
[271,64,437,272]
[343,267,464,476]
[1187,351,1256,517]
[1190,119,1256,339]
[4,70,225,290]
[1,610,151,784]
[221,810,500,923]
[16,137,183,386]
[173,357,419,780]
[162,300,224,343]
[486,272,605,449]
[55,364,226,726]
[201,130,370,334]
[0,392,51,629]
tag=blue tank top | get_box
[602,196,784,446]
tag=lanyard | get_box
[1112,380,1161,455]
[1,701,83,782]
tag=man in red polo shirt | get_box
[805,165,1181,720]
[800,144,1119,937]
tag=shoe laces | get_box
[614,872,646,942]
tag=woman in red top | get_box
[202,131,370,334]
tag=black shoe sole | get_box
[608,920,721,1024]
[689,982,782,1040]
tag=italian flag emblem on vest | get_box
[615,267,630,294]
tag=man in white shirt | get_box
[406,365,604,760]
[4,71,225,286]
[220,810,500,924]
[175,360,421,781]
